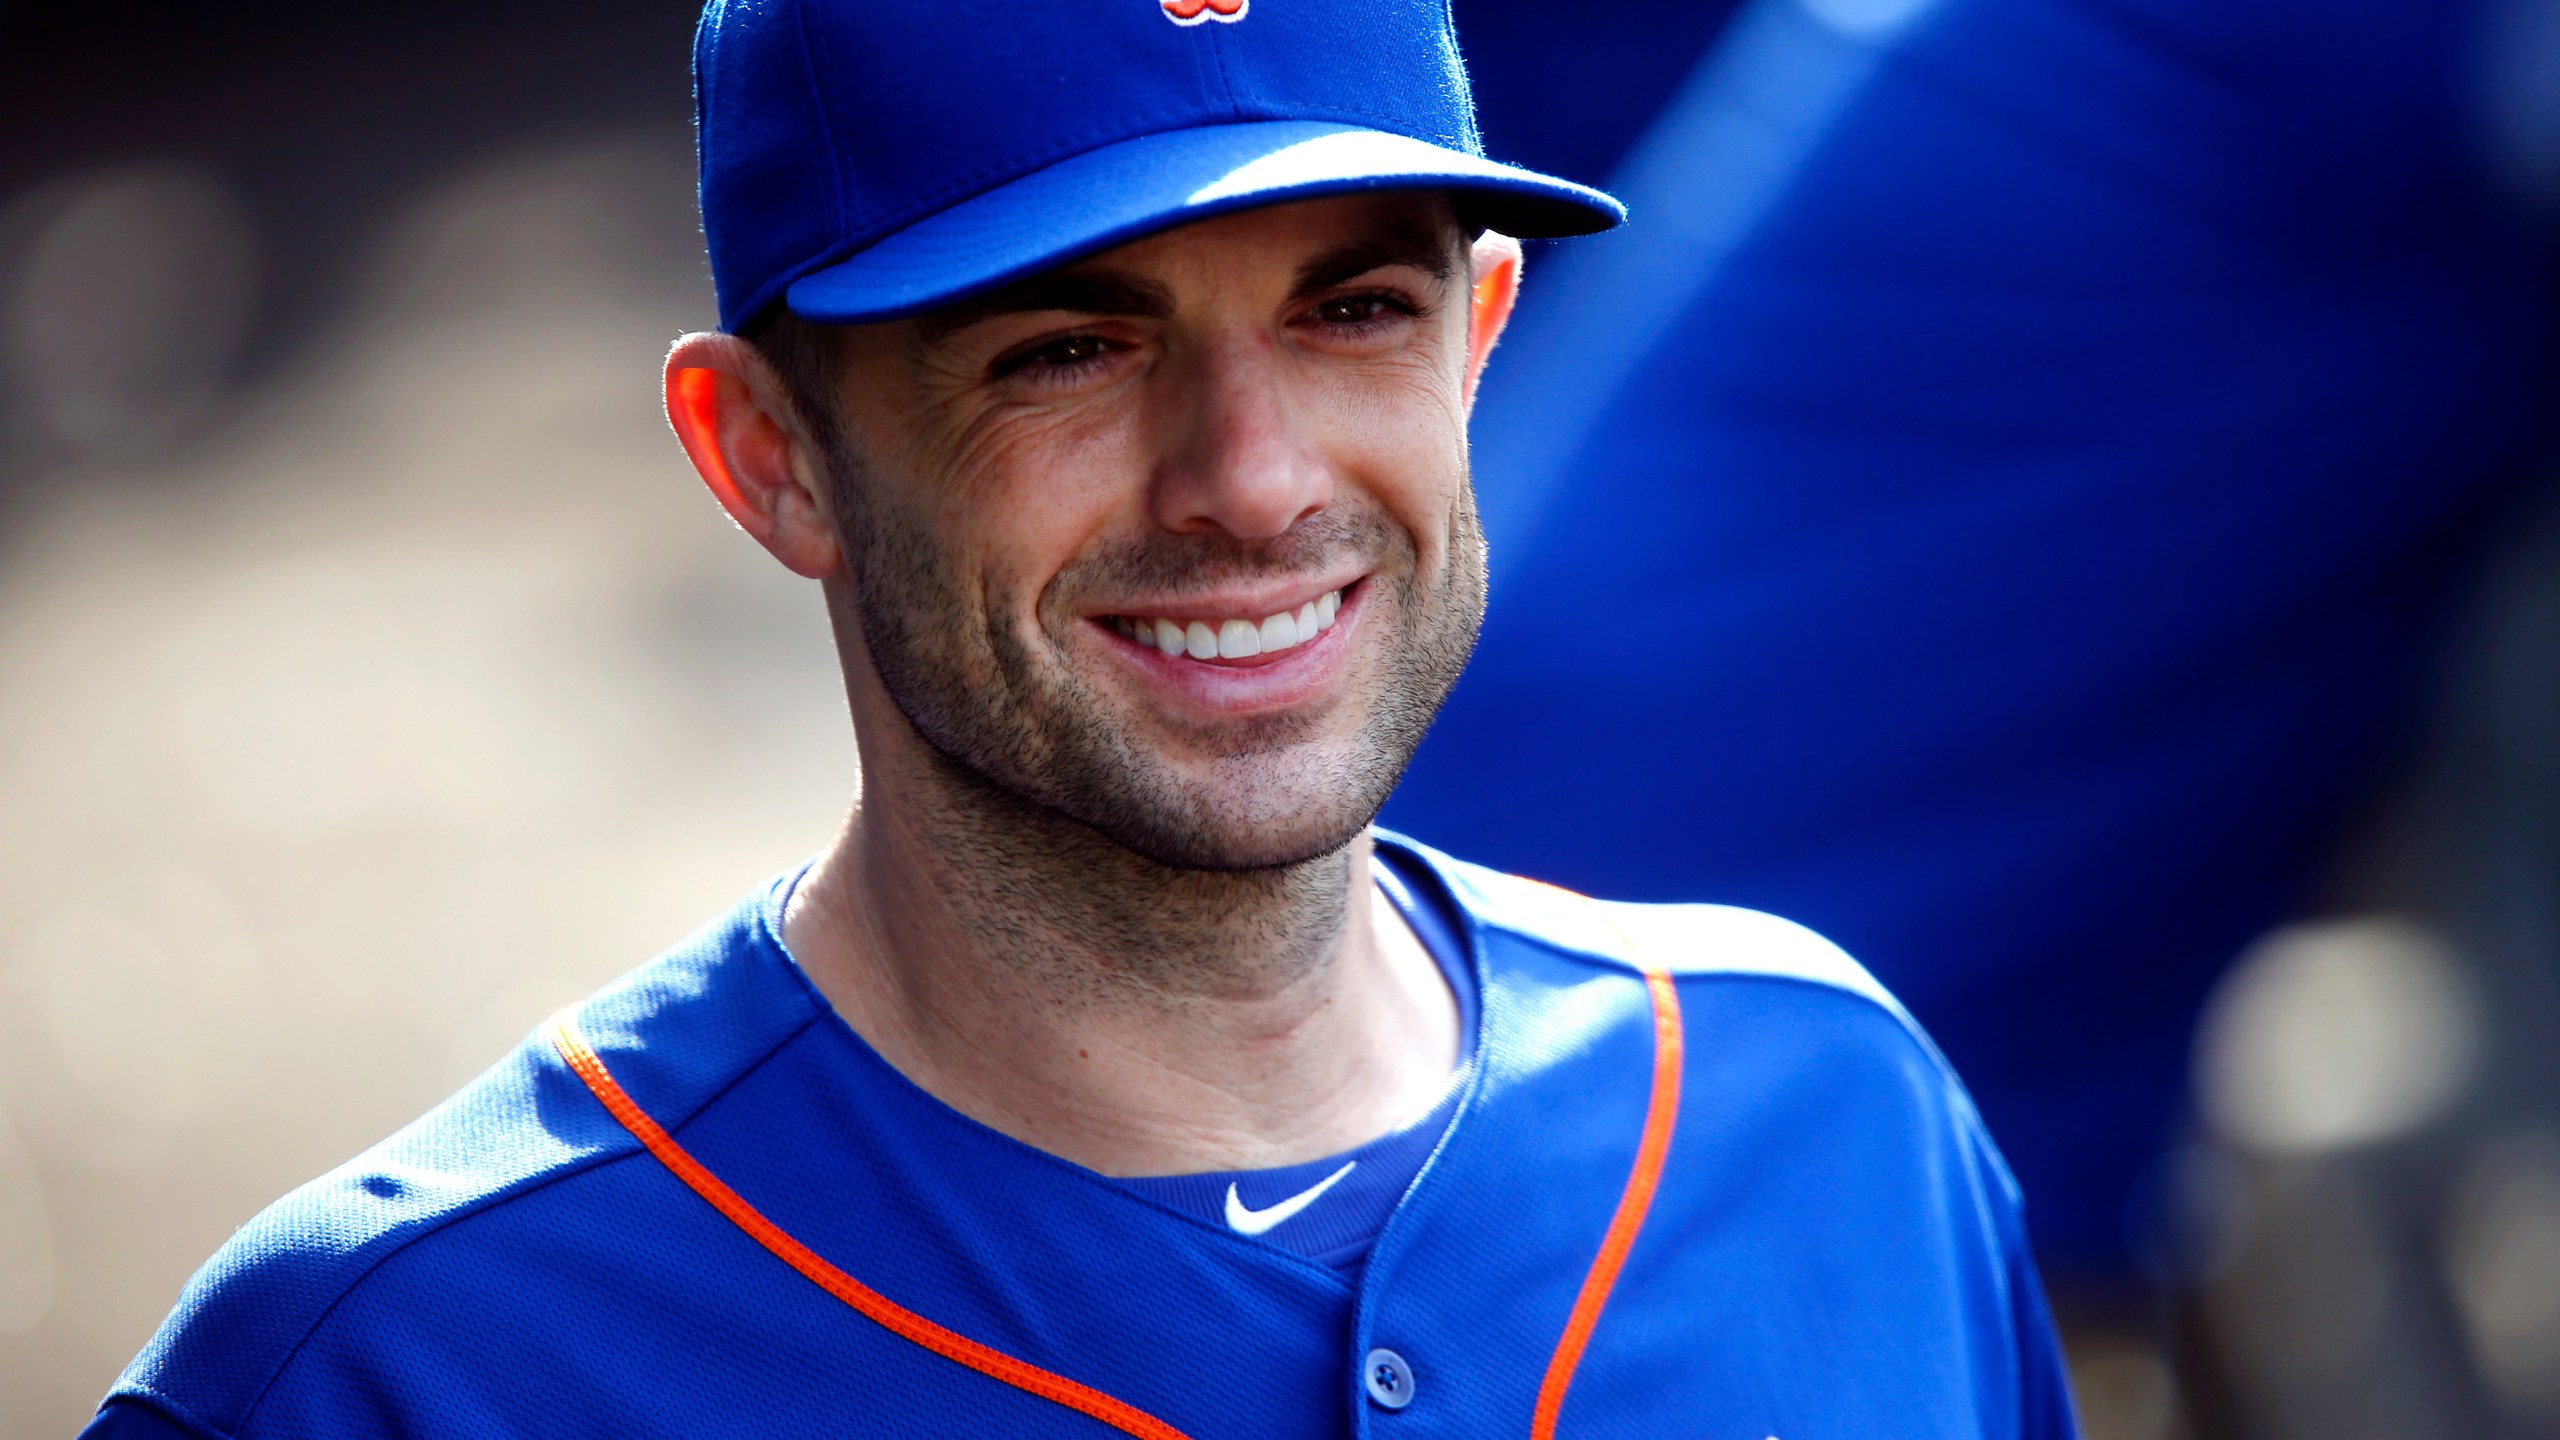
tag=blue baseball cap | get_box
[695,0,1625,330]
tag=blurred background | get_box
[0,2,852,1431]
[1,1,2556,1437]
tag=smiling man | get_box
[86,2,2075,1438]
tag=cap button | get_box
[1364,1347,1416,1410]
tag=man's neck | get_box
[779,755,1461,1178]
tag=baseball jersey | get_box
[86,832,2075,1439]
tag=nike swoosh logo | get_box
[1224,1161,1358,1236]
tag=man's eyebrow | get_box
[913,271,1175,347]
[1290,218,1460,297]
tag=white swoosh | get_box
[1224,1161,1358,1236]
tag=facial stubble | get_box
[823,436,1485,994]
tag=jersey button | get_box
[1364,1348,1417,1410]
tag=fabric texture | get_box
[86,834,2074,1439]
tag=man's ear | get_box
[1461,231,1523,410]
[664,332,842,579]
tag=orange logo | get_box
[1162,0,1247,24]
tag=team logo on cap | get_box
[1161,0,1247,24]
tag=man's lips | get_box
[1094,582,1350,666]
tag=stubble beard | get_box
[825,438,1485,995]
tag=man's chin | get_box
[1034,732,1405,874]
[1091,805,1373,874]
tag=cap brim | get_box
[779,120,1623,325]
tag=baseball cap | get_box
[695,0,1626,331]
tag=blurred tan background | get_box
[0,5,857,1431]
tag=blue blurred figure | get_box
[1408,0,2557,1294]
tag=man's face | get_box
[817,193,1490,871]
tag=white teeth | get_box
[1120,588,1344,661]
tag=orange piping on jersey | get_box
[544,1013,1200,1440]
[1527,924,1685,1440]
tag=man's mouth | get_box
[1103,586,1345,661]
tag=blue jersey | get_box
[87,834,2074,1439]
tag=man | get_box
[86,1,2073,1436]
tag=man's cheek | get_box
[958,397,1140,507]
[1369,475,1465,584]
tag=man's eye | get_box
[996,333,1118,378]
[1302,291,1424,334]
[1033,335,1110,367]
[1316,296,1393,325]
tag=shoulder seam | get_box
[1489,917,1903,1017]
[1667,960,1995,1149]
[229,1145,650,1432]
[99,1384,232,1440]
[1484,917,1977,1095]
[1462,882,1904,1015]
[230,1012,824,1432]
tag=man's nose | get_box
[1148,334,1332,540]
